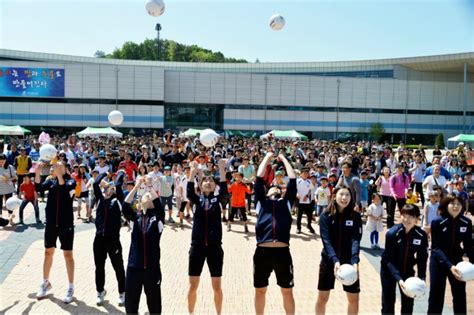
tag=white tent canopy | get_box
[76,127,123,138]
[260,129,308,140]
[0,125,32,136]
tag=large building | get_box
[0,49,473,142]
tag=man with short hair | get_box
[296,167,315,234]
[336,161,361,212]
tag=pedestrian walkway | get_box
[0,205,472,314]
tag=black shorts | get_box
[179,201,188,213]
[45,225,74,250]
[253,246,294,289]
[188,245,224,277]
[317,256,360,293]
[220,195,230,210]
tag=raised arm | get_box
[257,152,274,178]
[186,161,200,204]
[115,170,126,203]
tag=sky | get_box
[0,0,473,62]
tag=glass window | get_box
[165,103,223,130]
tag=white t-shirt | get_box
[423,175,447,198]
[297,178,312,204]
[94,164,109,174]
[148,171,163,192]
[315,187,331,206]
[179,175,189,201]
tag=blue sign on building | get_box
[0,67,64,97]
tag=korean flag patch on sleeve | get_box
[413,239,421,245]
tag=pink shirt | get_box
[380,176,391,196]
[390,174,410,199]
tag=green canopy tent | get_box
[447,134,474,143]
[225,130,259,138]
[260,129,308,141]
[76,127,123,138]
[0,125,32,136]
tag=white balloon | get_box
[6,196,22,211]
[269,14,285,31]
[456,261,474,282]
[336,264,358,286]
[108,110,124,126]
[199,129,219,148]
[146,0,165,17]
[403,277,427,299]
[39,144,57,161]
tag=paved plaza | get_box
[0,203,473,314]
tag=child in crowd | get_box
[405,187,418,205]
[359,171,370,214]
[315,177,330,219]
[366,193,384,249]
[422,191,439,237]
[19,176,41,224]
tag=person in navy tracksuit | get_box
[428,195,473,314]
[186,158,228,315]
[380,204,428,315]
[122,176,165,314]
[316,185,363,315]
[92,171,126,306]
[253,152,297,315]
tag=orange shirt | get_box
[228,182,251,207]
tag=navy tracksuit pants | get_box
[125,267,162,314]
[380,268,414,315]
[428,260,466,314]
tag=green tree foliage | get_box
[435,132,445,148]
[103,39,247,63]
[369,123,386,141]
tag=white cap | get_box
[459,142,465,146]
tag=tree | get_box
[101,38,248,63]
[435,132,445,148]
[369,123,385,141]
[94,50,106,58]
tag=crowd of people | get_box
[0,131,473,314]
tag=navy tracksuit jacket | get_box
[428,214,473,314]
[380,224,428,314]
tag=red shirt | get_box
[120,161,138,181]
[20,182,36,201]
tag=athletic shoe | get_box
[96,290,106,306]
[63,287,74,304]
[168,217,175,224]
[185,214,191,219]
[118,292,125,307]
[36,280,52,299]
[308,227,316,234]
[36,219,42,224]
[18,220,25,225]
[87,216,93,223]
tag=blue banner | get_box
[0,67,64,97]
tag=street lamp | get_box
[155,23,162,60]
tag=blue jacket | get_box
[254,177,297,245]
[319,207,362,265]
[93,172,124,237]
[381,224,428,281]
[123,198,165,269]
[36,176,76,228]
[187,181,228,246]
[430,214,473,269]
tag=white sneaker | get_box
[96,290,106,306]
[118,292,125,307]
[36,280,52,299]
[63,287,74,304]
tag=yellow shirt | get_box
[15,156,30,175]
[406,194,418,204]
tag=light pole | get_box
[336,78,341,139]
[155,23,162,60]
[264,75,268,133]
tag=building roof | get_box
[1,48,473,74]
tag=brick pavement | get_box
[0,203,472,314]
